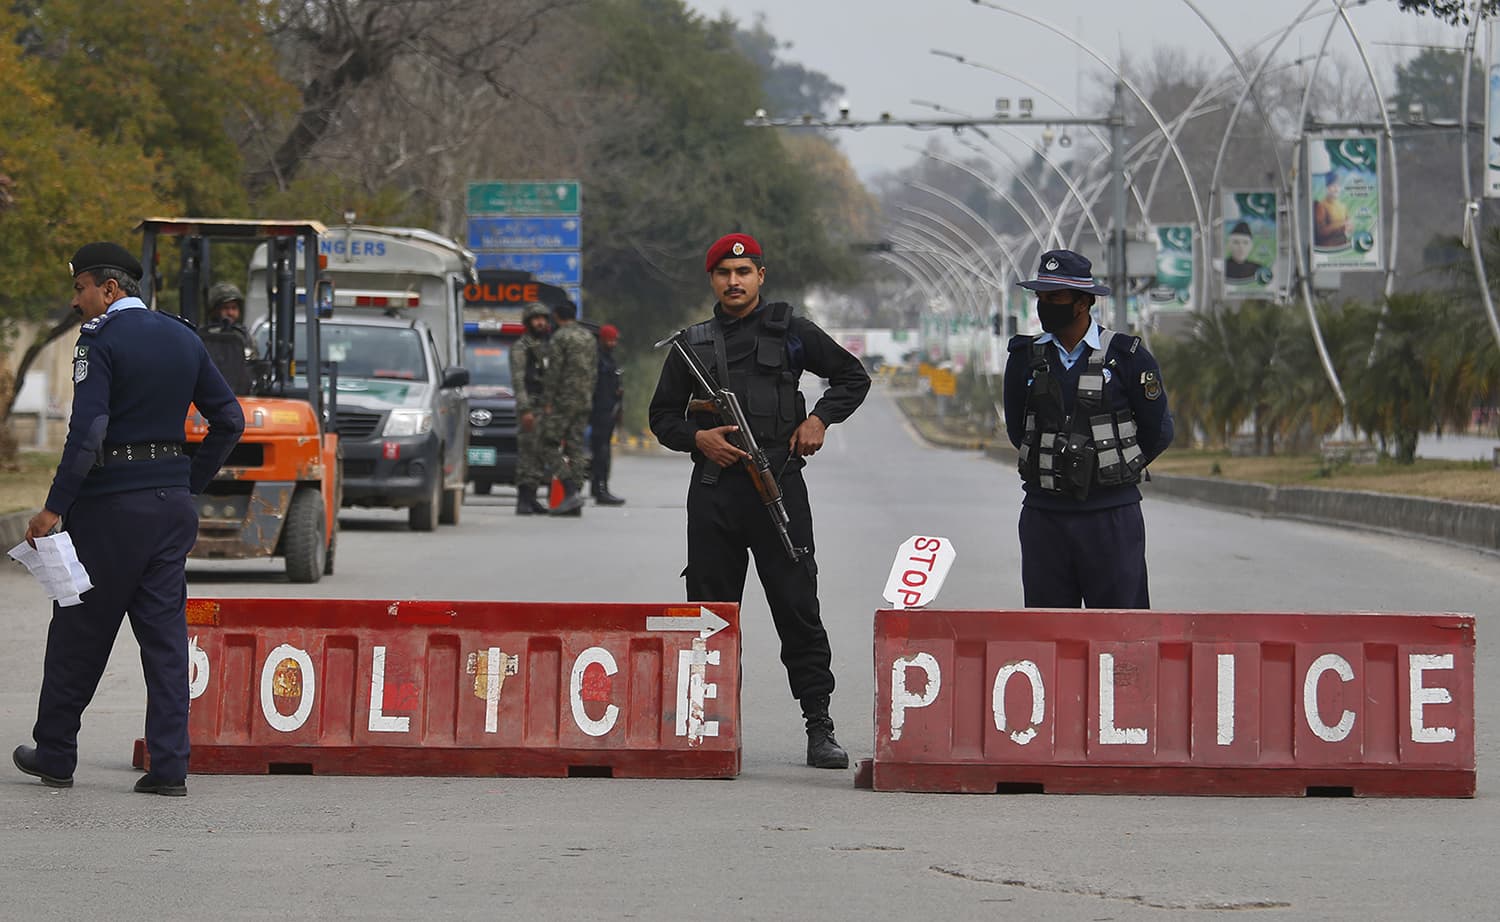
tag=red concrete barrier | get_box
[134,598,740,778]
[865,610,1474,797]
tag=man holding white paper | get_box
[12,242,243,797]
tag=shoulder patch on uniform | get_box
[1140,369,1163,400]
[73,356,89,383]
[79,312,115,335]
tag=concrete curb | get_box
[979,442,1500,555]
[0,510,29,551]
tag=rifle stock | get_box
[663,331,806,562]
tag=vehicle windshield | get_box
[463,339,513,389]
[260,321,427,381]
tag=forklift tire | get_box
[439,486,462,526]
[473,481,493,496]
[409,476,441,532]
[284,488,327,583]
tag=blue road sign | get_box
[468,216,581,251]
[474,251,582,286]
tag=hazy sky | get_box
[684,0,1468,179]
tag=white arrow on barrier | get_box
[647,606,729,639]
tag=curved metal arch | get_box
[974,2,1211,306]
[910,148,1051,251]
[1288,2,1353,411]
[927,52,1153,218]
[889,225,1010,399]
[1459,0,1500,353]
[906,103,1075,246]
[901,184,1023,286]
[897,199,1009,294]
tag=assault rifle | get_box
[656,329,806,562]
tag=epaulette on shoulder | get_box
[685,317,715,345]
[167,312,197,330]
[1006,333,1034,352]
[78,312,115,335]
[763,301,794,333]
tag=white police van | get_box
[247,225,474,529]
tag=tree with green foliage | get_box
[732,15,845,118]
[1390,0,1500,24]
[0,6,176,462]
[16,0,287,215]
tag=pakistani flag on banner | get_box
[1222,190,1277,299]
[1308,136,1381,271]
[1149,225,1193,311]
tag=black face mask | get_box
[1037,298,1079,334]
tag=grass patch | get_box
[0,451,58,515]
[895,394,996,450]
[890,392,1500,506]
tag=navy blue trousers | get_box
[32,487,197,780]
[685,466,833,702]
[1019,502,1151,609]
[589,415,616,485]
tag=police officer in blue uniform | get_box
[649,233,871,769]
[13,242,244,796]
[1003,250,1174,609]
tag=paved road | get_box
[2,388,1494,920]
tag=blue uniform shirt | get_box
[1002,324,1174,511]
[46,298,245,514]
[1034,323,1102,371]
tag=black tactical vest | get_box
[1016,329,1145,500]
[684,302,806,448]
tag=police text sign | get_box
[872,609,1474,796]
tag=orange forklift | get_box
[138,219,340,582]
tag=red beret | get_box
[599,324,619,342]
[704,233,762,272]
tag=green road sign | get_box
[467,180,580,215]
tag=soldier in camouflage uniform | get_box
[541,300,597,516]
[509,303,552,515]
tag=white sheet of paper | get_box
[7,533,92,607]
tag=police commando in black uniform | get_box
[650,233,870,769]
[1003,250,1174,609]
[13,242,244,796]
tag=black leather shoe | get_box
[593,482,626,506]
[806,726,850,769]
[133,773,187,797]
[13,745,72,788]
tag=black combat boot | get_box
[551,480,585,516]
[801,696,849,769]
[592,479,626,506]
[515,484,547,516]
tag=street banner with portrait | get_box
[1148,225,1194,312]
[1485,20,1500,197]
[1307,136,1382,271]
[1221,190,1277,299]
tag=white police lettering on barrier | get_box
[196,632,726,743]
[887,648,1460,751]
[882,536,956,609]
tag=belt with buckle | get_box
[100,442,184,465]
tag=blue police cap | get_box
[1018,249,1111,296]
[69,242,143,281]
